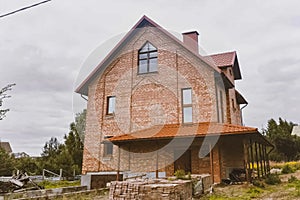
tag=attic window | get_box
[138,42,158,74]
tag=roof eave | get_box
[75,15,222,95]
[109,131,260,144]
[233,54,242,80]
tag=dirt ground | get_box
[203,171,300,200]
[57,171,300,199]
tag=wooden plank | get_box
[117,145,121,181]
[259,144,264,177]
[249,139,254,179]
[156,150,159,178]
[254,142,260,178]
[210,144,214,183]
[243,140,250,182]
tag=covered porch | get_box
[108,122,273,183]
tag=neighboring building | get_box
[13,152,29,158]
[0,141,12,154]
[291,125,300,137]
[76,16,272,188]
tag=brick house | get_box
[0,141,12,154]
[76,16,272,188]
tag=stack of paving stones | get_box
[109,179,192,200]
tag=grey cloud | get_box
[1,0,300,155]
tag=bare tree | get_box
[0,83,15,120]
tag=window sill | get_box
[137,71,158,75]
[183,122,194,126]
[105,114,115,119]
[102,156,113,161]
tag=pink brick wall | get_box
[82,26,242,176]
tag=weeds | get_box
[174,169,191,180]
[282,164,296,174]
[252,179,265,188]
[288,175,298,183]
[38,180,80,189]
[174,169,185,179]
[265,174,281,185]
[247,187,263,198]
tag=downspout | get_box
[80,94,88,101]
[240,103,248,126]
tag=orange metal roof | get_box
[208,51,236,67]
[109,122,258,142]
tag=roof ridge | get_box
[75,16,222,95]
[207,51,236,57]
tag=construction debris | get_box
[0,172,42,194]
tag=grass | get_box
[202,185,266,200]
[286,178,300,197]
[45,189,109,200]
[201,172,300,200]
[271,161,300,171]
[38,180,80,189]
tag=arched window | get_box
[138,42,158,74]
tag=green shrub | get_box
[265,174,281,185]
[174,169,185,179]
[288,175,298,183]
[187,172,191,180]
[294,163,300,170]
[296,183,300,197]
[252,179,265,188]
[282,164,296,174]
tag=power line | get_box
[0,0,51,19]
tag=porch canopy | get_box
[109,122,270,145]
[109,122,273,181]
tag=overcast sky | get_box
[0,0,299,156]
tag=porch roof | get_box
[109,122,269,144]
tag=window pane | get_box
[139,53,148,59]
[140,44,149,53]
[108,96,115,114]
[149,52,157,58]
[149,58,157,72]
[104,143,113,156]
[140,42,157,52]
[139,60,147,73]
[183,107,193,123]
[148,43,156,51]
[219,91,224,123]
[182,89,192,104]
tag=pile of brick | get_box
[109,179,192,200]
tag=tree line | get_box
[0,110,86,178]
[1,84,300,175]
[264,118,299,162]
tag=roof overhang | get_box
[221,73,234,89]
[235,90,248,104]
[108,123,272,146]
[233,55,242,80]
[75,15,222,96]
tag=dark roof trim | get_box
[75,15,221,96]
[233,54,242,80]
[235,90,248,104]
[221,73,234,89]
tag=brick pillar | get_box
[211,144,221,183]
